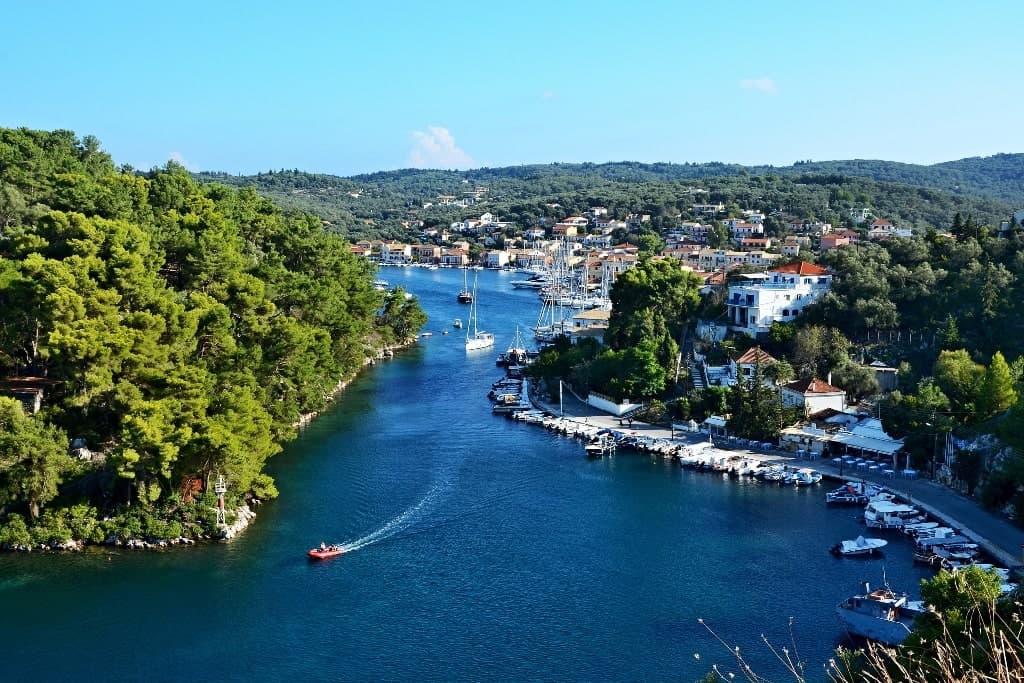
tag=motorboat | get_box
[308,544,346,560]
[825,481,885,505]
[453,318,463,329]
[863,500,926,529]
[836,582,929,645]
[831,536,888,557]
[584,433,617,458]
[792,468,822,485]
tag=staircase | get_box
[688,353,706,391]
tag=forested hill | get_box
[199,160,1015,242]
[0,127,425,546]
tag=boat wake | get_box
[336,473,546,553]
[338,480,449,553]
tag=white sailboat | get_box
[465,272,494,351]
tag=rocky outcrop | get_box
[218,505,257,540]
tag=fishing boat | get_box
[830,536,888,557]
[457,268,473,303]
[836,582,929,645]
[465,273,494,351]
[308,544,346,560]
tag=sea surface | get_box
[0,267,935,682]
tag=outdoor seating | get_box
[868,464,881,472]
[902,469,918,479]
[883,468,895,478]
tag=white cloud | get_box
[738,77,778,95]
[168,151,198,171]
[408,126,475,169]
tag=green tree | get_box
[0,398,72,519]
[976,351,1017,419]
[932,349,984,419]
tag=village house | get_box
[349,244,371,258]
[849,208,873,225]
[780,235,810,256]
[739,237,772,251]
[586,206,609,218]
[412,244,441,264]
[867,219,913,240]
[482,250,510,269]
[440,248,469,267]
[728,222,764,239]
[692,202,725,216]
[730,347,778,384]
[552,223,579,238]
[625,213,651,229]
[726,261,833,337]
[834,228,861,243]
[568,308,611,344]
[0,377,52,414]
[582,233,613,249]
[781,377,847,416]
[380,242,412,265]
[601,253,639,283]
[819,234,850,252]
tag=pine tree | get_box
[978,351,1017,418]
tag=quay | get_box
[525,381,1024,571]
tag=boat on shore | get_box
[584,433,617,458]
[836,582,929,645]
[308,544,346,560]
[831,536,888,557]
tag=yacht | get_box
[836,583,929,645]
[457,268,473,303]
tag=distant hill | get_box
[197,156,1018,241]
[201,153,1024,206]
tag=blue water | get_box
[0,267,934,682]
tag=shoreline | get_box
[525,382,1024,571]
[2,336,421,555]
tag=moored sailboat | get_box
[465,272,494,351]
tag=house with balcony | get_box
[726,261,832,337]
[380,242,412,265]
[412,244,441,263]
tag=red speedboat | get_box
[308,544,345,560]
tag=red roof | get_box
[771,261,829,276]
[783,377,844,394]
[735,347,777,365]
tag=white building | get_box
[726,261,832,337]
[781,377,847,416]
[380,242,412,264]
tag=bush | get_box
[0,514,32,547]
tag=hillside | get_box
[198,159,1016,241]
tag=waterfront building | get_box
[781,376,847,416]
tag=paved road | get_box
[528,382,1024,570]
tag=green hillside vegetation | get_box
[0,127,425,547]
[198,157,1019,242]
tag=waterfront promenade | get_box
[529,384,1024,570]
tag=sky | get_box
[3,1,1023,176]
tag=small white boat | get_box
[453,318,463,328]
[420,332,433,338]
[831,536,888,557]
[792,468,822,485]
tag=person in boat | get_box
[320,542,326,551]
